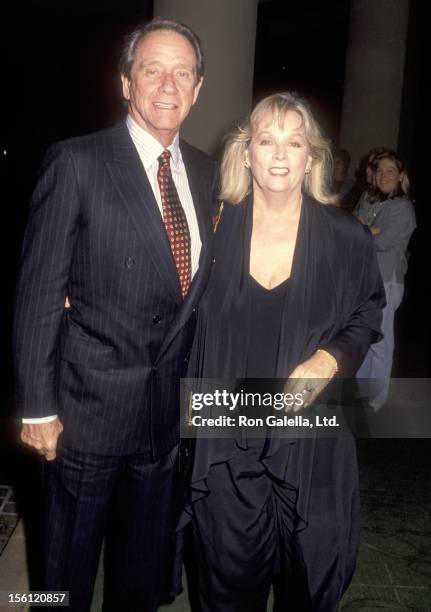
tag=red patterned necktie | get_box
[157,149,192,298]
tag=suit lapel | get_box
[180,138,214,301]
[105,122,182,304]
[105,122,214,359]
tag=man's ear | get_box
[192,77,204,105]
[121,74,131,101]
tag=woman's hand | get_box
[284,349,338,411]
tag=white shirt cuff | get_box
[22,415,58,424]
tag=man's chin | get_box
[149,124,181,146]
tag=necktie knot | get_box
[158,150,171,168]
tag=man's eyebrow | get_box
[139,59,195,70]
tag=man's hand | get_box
[21,418,63,461]
[284,350,338,411]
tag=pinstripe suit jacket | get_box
[13,121,217,457]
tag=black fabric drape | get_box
[185,193,384,522]
[181,194,385,608]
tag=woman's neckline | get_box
[248,273,290,292]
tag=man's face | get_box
[121,29,203,147]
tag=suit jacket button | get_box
[125,257,135,268]
[153,315,162,325]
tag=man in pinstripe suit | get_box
[13,17,217,612]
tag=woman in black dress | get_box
[183,92,385,611]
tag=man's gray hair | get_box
[119,16,204,80]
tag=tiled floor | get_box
[0,486,19,556]
[342,440,431,611]
[1,440,430,611]
[0,522,29,612]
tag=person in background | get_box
[182,92,385,611]
[332,147,354,204]
[355,150,416,410]
[342,146,392,213]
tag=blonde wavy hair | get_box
[220,92,336,205]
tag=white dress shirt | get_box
[23,116,202,424]
[126,115,202,275]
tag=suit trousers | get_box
[42,442,180,612]
[356,279,404,410]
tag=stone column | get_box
[339,0,410,170]
[154,0,259,155]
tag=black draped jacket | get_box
[184,195,385,600]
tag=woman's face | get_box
[375,158,403,195]
[245,110,312,201]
